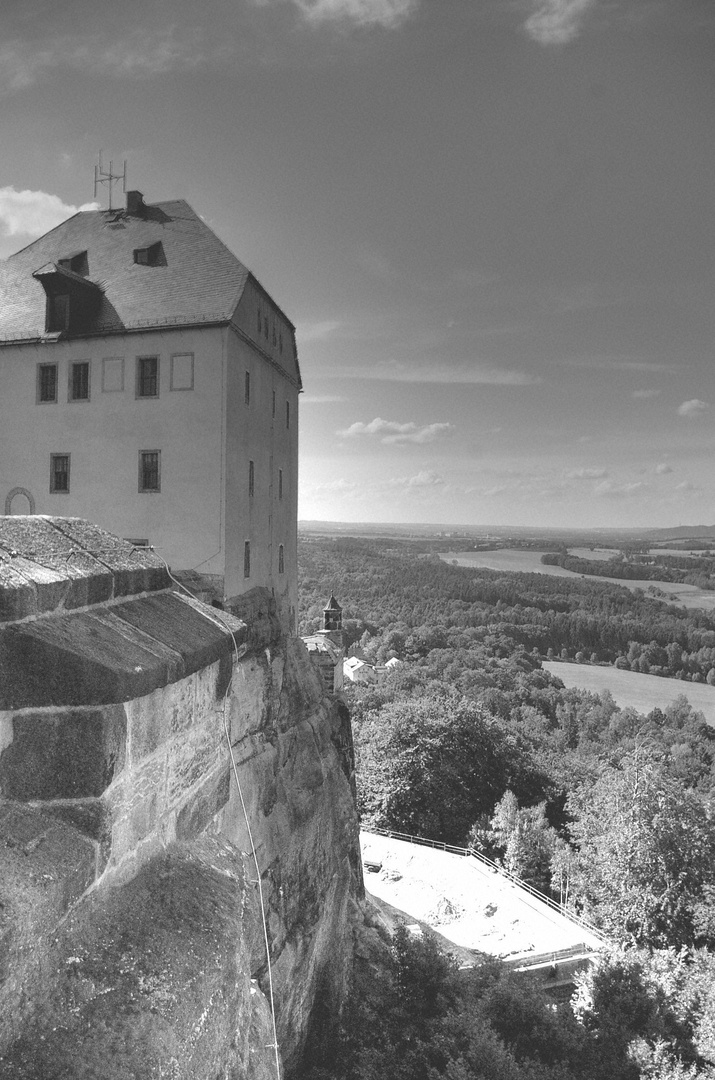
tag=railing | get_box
[360,825,605,943]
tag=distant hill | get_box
[647,526,715,540]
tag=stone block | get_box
[0,705,126,800]
[36,797,113,874]
[113,592,236,676]
[0,612,173,709]
[125,675,196,763]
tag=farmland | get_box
[441,549,715,611]
[544,659,715,726]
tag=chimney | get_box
[126,190,146,217]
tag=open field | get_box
[440,549,715,612]
[543,660,715,726]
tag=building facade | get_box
[0,192,301,627]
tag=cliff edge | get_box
[0,516,362,1078]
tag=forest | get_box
[296,535,715,1080]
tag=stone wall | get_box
[0,517,361,1078]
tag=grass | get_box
[543,661,715,726]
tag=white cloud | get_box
[677,399,710,417]
[337,417,454,444]
[632,388,661,400]
[312,478,357,492]
[523,0,597,45]
[262,0,418,27]
[297,320,341,342]
[0,28,217,94]
[335,359,539,386]
[386,470,446,489]
[655,463,673,475]
[0,186,98,238]
[594,479,646,498]
[566,467,607,480]
[676,481,701,493]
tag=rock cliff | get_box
[0,517,361,1079]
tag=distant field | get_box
[440,549,715,612]
[543,661,715,726]
[568,547,619,561]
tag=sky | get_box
[1,0,714,529]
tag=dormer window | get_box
[58,250,88,276]
[33,262,102,337]
[133,241,165,266]
[48,294,70,332]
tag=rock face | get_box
[0,517,361,1078]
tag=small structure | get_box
[343,656,377,685]
[303,595,345,693]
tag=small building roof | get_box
[325,594,342,611]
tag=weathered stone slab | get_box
[0,705,126,800]
[114,592,241,673]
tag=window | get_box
[286,400,290,429]
[170,353,194,391]
[69,361,90,401]
[37,363,58,403]
[244,541,251,578]
[58,251,88,276]
[139,450,161,492]
[278,469,283,501]
[47,294,70,333]
[279,333,283,354]
[133,241,164,266]
[248,460,255,497]
[102,357,124,392]
[50,454,70,493]
[264,317,269,339]
[244,370,250,406]
[272,390,276,418]
[272,326,277,347]
[257,309,262,334]
[278,545,284,574]
[136,356,159,398]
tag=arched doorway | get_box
[4,487,36,515]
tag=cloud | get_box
[0,27,219,93]
[676,481,701,493]
[523,0,597,45]
[632,388,661,400]
[566,467,608,480]
[655,463,673,475]
[336,359,539,385]
[677,399,710,417]
[386,470,446,489]
[312,478,357,492]
[0,186,98,238]
[297,320,341,342]
[258,0,418,27]
[594,479,646,498]
[337,417,454,444]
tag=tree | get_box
[355,692,548,845]
[567,750,715,948]
[487,791,559,894]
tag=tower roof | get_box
[325,594,342,611]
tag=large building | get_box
[0,191,301,627]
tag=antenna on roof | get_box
[94,151,127,211]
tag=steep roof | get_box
[0,199,270,342]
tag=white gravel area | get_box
[361,832,604,961]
